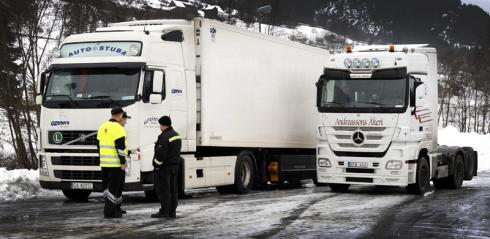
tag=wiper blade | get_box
[46,94,79,106]
[355,101,386,107]
[323,101,344,106]
[85,95,120,107]
[84,95,112,99]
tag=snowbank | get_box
[0,167,57,201]
[438,126,490,173]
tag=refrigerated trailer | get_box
[315,44,477,194]
[36,18,331,200]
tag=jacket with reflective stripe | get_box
[97,120,127,167]
[153,127,182,168]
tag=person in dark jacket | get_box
[151,116,182,219]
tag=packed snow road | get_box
[1,174,489,239]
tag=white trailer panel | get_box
[197,19,330,149]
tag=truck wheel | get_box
[447,155,464,189]
[463,150,475,181]
[433,178,448,190]
[62,189,91,201]
[406,157,430,194]
[232,154,254,194]
[216,185,234,194]
[144,190,158,202]
[329,183,350,192]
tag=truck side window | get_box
[143,70,165,103]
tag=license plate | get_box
[71,182,93,190]
[348,162,368,168]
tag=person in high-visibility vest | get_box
[97,107,129,218]
[151,116,182,219]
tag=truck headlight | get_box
[318,158,331,168]
[39,155,49,176]
[385,160,402,170]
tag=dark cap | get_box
[111,107,124,115]
[158,116,171,126]
[123,112,131,119]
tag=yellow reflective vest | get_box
[97,120,127,168]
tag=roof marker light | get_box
[352,58,361,68]
[389,44,395,52]
[344,58,353,68]
[362,58,370,68]
[346,45,353,53]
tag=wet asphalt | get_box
[0,174,489,239]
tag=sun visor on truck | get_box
[371,67,407,79]
[48,62,146,70]
[323,67,407,79]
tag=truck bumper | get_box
[316,142,416,187]
[39,180,150,192]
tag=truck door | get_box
[139,67,187,172]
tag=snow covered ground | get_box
[0,167,61,201]
[439,125,490,173]
[0,127,489,202]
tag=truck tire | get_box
[144,190,158,202]
[465,155,475,181]
[447,154,464,189]
[433,178,448,189]
[473,151,478,176]
[232,154,254,194]
[62,189,91,201]
[329,183,350,192]
[406,156,430,194]
[216,185,234,194]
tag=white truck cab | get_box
[315,44,477,194]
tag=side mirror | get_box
[316,76,326,108]
[149,94,162,104]
[152,71,164,93]
[35,95,43,105]
[410,76,424,115]
[36,71,46,94]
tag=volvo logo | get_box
[79,134,87,142]
[352,131,365,145]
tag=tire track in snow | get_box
[250,193,342,238]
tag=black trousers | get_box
[155,166,179,216]
[102,167,125,216]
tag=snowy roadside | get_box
[0,167,61,202]
[438,125,490,173]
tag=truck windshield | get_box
[44,67,140,108]
[319,78,407,113]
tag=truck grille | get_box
[51,156,99,166]
[48,131,97,146]
[323,126,394,153]
[54,170,102,180]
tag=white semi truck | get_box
[315,44,478,194]
[36,18,331,200]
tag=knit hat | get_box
[158,116,171,126]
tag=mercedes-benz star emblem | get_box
[352,131,365,145]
